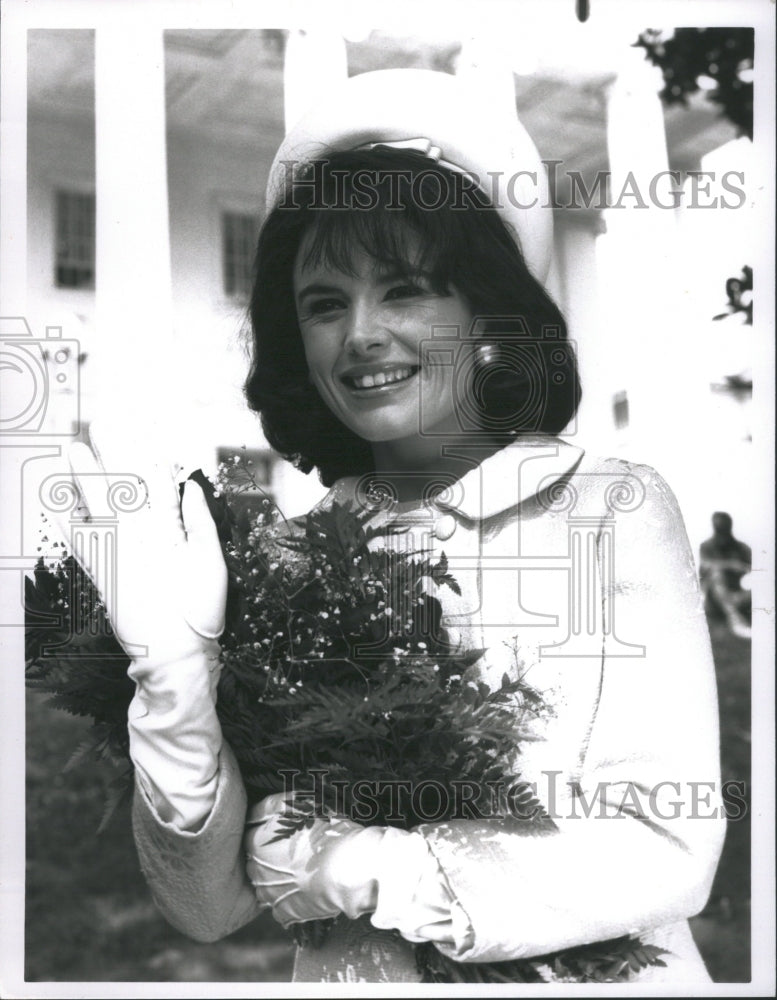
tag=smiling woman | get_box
[63,67,725,985]
[246,146,579,488]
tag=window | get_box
[221,211,259,299]
[613,390,629,430]
[55,190,95,289]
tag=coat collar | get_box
[322,435,585,523]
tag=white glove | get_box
[244,793,383,927]
[63,417,227,661]
[62,417,228,830]
[244,793,463,946]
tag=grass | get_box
[688,616,751,983]
[24,614,750,983]
[25,692,294,982]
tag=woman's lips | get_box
[342,365,419,391]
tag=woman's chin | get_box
[344,421,422,446]
[332,403,425,445]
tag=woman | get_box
[69,70,725,983]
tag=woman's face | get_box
[293,232,473,453]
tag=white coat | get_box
[133,435,726,983]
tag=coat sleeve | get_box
[415,466,727,963]
[132,740,264,942]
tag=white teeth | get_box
[349,367,415,389]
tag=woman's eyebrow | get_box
[296,282,344,305]
[374,265,431,282]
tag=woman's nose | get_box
[342,301,391,355]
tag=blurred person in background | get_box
[699,511,752,640]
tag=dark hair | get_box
[245,148,581,486]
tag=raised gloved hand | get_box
[61,416,227,665]
[59,416,228,829]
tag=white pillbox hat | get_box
[267,69,553,283]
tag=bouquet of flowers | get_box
[25,457,667,984]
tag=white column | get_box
[94,24,173,414]
[553,215,608,450]
[0,15,26,316]
[602,46,680,469]
[283,30,347,134]
[455,34,521,123]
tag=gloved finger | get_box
[274,908,300,930]
[273,900,340,930]
[246,792,300,851]
[245,798,318,855]
[67,441,113,515]
[179,480,227,638]
[247,792,297,826]
[89,416,186,547]
[318,816,363,844]
[72,436,154,526]
[39,451,88,544]
[68,441,154,568]
[59,443,125,590]
[246,846,340,929]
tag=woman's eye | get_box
[307,298,344,317]
[384,283,424,301]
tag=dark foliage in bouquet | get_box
[24,456,668,983]
[415,936,668,984]
[216,463,551,831]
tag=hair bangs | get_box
[295,159,462,294]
